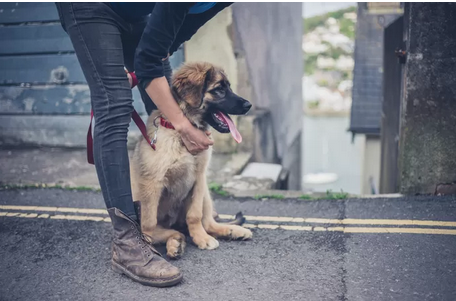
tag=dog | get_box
[130,62,253,259]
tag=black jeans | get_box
[56,2,172,219]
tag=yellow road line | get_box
[344,227,456,235]
[3,205,456,228]
[0,205,107,215]
[220,214,456,228]
[3,211,456,235]
[243,224,456,235]
[50,215,109,222]
[0,212,111,222]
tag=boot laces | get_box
[131,225,162,257]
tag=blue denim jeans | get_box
[56,2,172,219]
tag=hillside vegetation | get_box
[303,6,357,38]
[302,5,357,113]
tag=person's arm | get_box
[134,3,191,84]
[168,3,233,56]
[134,3,213,154]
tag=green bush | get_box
[304,54,318,75]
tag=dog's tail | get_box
[228,212,246,226]
[216,211,246,226]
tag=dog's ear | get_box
[172,63,214,108]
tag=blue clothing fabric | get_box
[108,3,155,20]
[109,2,216,20]
[105,2,232,87]
[188,2,217,14]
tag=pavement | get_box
[0,148,247,190]
[1,188,456,300]
[0,147,311,198]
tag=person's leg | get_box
[55,2,182,287]
[56,2,136,219]
[122,18,173,116]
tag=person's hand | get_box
[175,119,213,155]
[124,68,133,87]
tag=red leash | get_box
[87,72,155,165]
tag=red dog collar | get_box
[160,117,175,130]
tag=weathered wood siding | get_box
[0,3,183,146]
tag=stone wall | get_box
[399,3,456,194]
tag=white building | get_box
[317,56,335,69]
[336,55,355,71]
[303,41,329,54]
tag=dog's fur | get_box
[130,62,252,259]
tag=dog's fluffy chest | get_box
[140,134,211,227]
[159,150,210,227]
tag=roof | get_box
[349,4,402,135]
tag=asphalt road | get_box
[1,188,456,301]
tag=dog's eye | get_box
[210,87,225,97]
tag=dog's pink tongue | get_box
[218,111,242,143]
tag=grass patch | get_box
[324,190,349,200]
[254,194,285,200]
[208,182,230,197]
[299,194,313,200]
[299,190,349,200]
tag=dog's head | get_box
[171,62,251,143]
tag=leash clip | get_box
[152,128,158,146]
[150,128,158,150]
[149,115,161,150]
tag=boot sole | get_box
[111,260,183,287]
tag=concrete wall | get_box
[361,136,381,195]
[231,3,303,189]
[185,8,238,93]
[399,3,456,194]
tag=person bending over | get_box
[56,2,232,287]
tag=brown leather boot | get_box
[107,208,183,287]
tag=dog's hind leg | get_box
[202,188,253,240]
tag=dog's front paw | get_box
[193,234,219,250]
[228,225,253,240]
[166,233,186,259]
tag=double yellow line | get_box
[2,205,456,235]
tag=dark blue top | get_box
[110,2,217,20]
[107,2,227,87]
